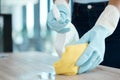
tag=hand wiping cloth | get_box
[54,43,88,75]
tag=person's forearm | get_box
[95,0,120,36]
[109,0,120,11]
[53,0,69,3]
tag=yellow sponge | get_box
[54,43,88,75]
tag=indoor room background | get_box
[0,0,73,55]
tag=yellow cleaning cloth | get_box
[54,43,88,75]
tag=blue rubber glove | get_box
[47,0,71,33]
[47,0,79,58]
[76,25,108,73]
[75,5,120,73]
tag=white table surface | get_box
[0,52,120,80]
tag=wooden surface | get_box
[0,52,120,80]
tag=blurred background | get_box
[0,0,64,54]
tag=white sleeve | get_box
[95,5,120,36]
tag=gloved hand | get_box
[75,5,120,73]
[76,25,108,73]
[47,0,71,33]
[47,0,79,57]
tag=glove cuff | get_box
[95,5,120,37]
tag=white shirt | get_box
[73,0,109,4]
